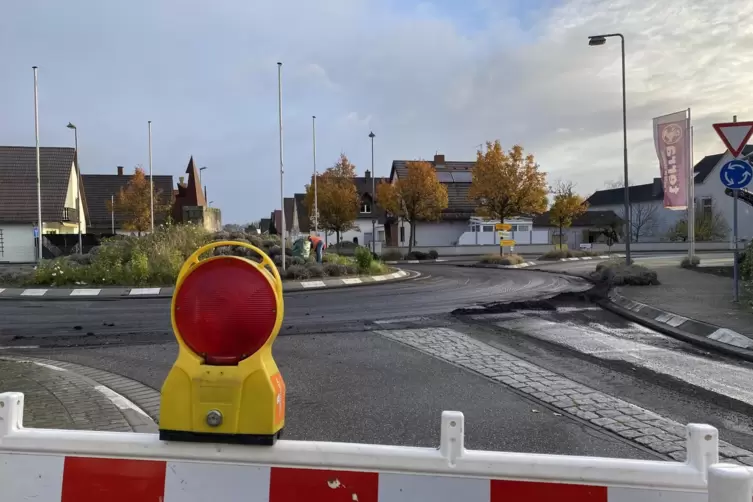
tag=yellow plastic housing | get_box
[159,241,286,445]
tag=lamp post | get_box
[200,166,208,203]
[148,120,154,232]
[312,115,318,233]
[588,33,631,265]
[111,194,114,234]
[33,66,42,263]
[277,62,286,272]
[369,131,376,253]
[66,123,83,254]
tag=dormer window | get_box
[361,203,371,214]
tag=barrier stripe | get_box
[1,454,704,502]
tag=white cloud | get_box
[2,0,752,221]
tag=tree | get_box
[549,180,588,249]
[377,161,448,252]
[304,154,359,244]
[268,218,278,235]
[666,203,729,242]
[468,141,548,224]
[107,166,169,236]
[604,179,625,189]
[618,202,659,242]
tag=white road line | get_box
[494,316,753,406]
[301,280,326,288]
[709,328,753,349]
[32,361,67,372]
[94,385,150,418]
[129,288,161,295]
[341,278,362,284]
[21,289,47,296]
[0,288,5,294]
[373,275,387,281]
[0,346,40,350]
[70,288,102,296]
[374,316,430,325]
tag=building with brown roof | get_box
[0,146,85,262]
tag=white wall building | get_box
[586,146,753,243]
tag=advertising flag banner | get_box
[653,110,689,209]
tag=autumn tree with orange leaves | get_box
[549,180,588,248]
[107,166,170,235]
[304,154,360,244]
[377,161,448,252]
[469,141,548,223]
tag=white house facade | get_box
[586,146,753,243]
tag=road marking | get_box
[32,361,67,371]
[0,346,40,350]
[709,328,753,349]
[0,288,4,294]
[301,280,326,288]
[70,288,102,296]
[21,289,47,296]
[129,288,161,295]
[341,278,362,284]
[94,384,150,418]
[374,317,430,325]
[373,275,387,281]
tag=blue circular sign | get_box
[720,159,753,189]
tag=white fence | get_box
[0,393,751,501]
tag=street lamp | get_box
[588,33,631,265]
[369,131,376,254]
[200,166,208,203]
[66,122,83,254]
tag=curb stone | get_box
[0,355,158,432]
[602,289,753,362]
[383,259,447,264]
[557,254,625,262]
[0,269,415,300]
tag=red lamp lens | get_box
[173,257,278,365]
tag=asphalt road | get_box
[1,263,750,459]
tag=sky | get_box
[2,0,752,224]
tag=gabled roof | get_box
[389,159,475,218]
[695,145,753,182]
[354,176,388,221]
[183,156,206,207]
[533,210,622,228]
[0,146,76,223]
[82,172,173,227]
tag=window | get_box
[62,207,71,221]
[400,226,405,242]
[0,229,3,256]
[483,225,494,232]
[511,225,530,232]
[360,203,371,214]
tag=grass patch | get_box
[539,249,600,261]
[479,254,525,266]
[14,226,392,287]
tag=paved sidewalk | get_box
[617,266,753,340]
[0,357,157,432]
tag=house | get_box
[385,154,475,247]
[0,146,86,262]
[172,157,221,232]
[81,166,173,234]
[532,210,623,248]
[269,198,300,241]
[586,146,753,242]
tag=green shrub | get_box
[322,253,351,265]
[323,263,347,276]
[480,254,524,266]
[285,265,310,280]
[681,256,701,269]
[368,261,388,275]
[307,263,325,278]
[540,249,599,260]
[593,261,659,286]
[427,249,439,260]
[405,251,428,260]
[354,246,373,272]
[381,249,403,261]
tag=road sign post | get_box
[718,159,753,303]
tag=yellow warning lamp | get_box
[159,241,286,445]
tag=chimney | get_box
[434,154,445,165]
[179,176,185,185]
[652,177,662,197]
[365,170,371,179]
[117,166,124,176]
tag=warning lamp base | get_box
[159,428,283,446]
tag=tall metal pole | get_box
[619,35,631,265]
[33,66,43,263]
[277,62,286,272]
[369,131,376,253]
[111,194,115,234]
[688,112,695,261]
[148,120,154,232]
[732,115,740,302]
[312,115,318,233]
[74,127,82,253]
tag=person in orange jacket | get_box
[308,234,325,263]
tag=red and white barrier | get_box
[0,392,751,502]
